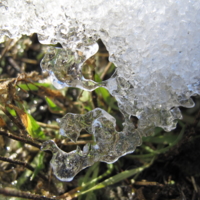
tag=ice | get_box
[41,108,140,181]
[40,46,101,91]
[1,0,200,181]
[41,140,89,182]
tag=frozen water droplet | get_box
[59,128,65,136]
[56,118,61,123]
[6,146,10,151]
[11,180,17,185]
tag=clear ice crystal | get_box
[41,46,101,91]
[41,108,141,181]
[1,0,200,181]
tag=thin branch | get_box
[8,57,22,72]
[21,58,38,65]
[0,38,14,61]
[79,134,92,138]
[0,155,47,182]
[64,140,93,145]
[36,122,92,139]
[37,121,59,130]
[96,52,109,57]
[0,130,41,149]
[134,181,164,187]
[100,62,112,80]
[191,176,198,193]
[0,188,56,200]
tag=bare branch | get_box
[0,130,41,149]
[0,155,47,182]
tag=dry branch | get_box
[0,188,56,200]
[0,130,41,149]
[0,155,47,182]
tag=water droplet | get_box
[6,146,10,151]
[11,180,17,185]
[40,106,45,111]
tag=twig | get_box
[0,187,56,200]
[37,122,92,139]
[0,155,47,182]
[65,140,93,145]
[8,57,22,72]
[79,134,92,138]
[96,53,109,57]
[100,62,112,80]
[134,181,164,187]
[0,38,14,61]
[0,130,41,149]
[58,186,82,199]
[37,121,59,130]
[191,176,198,193]
[21,58,38,65]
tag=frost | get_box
[1,0,200,181]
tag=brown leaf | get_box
[7,104,28,129]
[39,86,65,100]
[0,116,6,127]
[0,80,17,104]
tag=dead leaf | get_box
[0,116,6,127]
[39,86,65,100]
[7,104,28,129]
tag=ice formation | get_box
[1,0,200,181]
[42,108,140,181]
